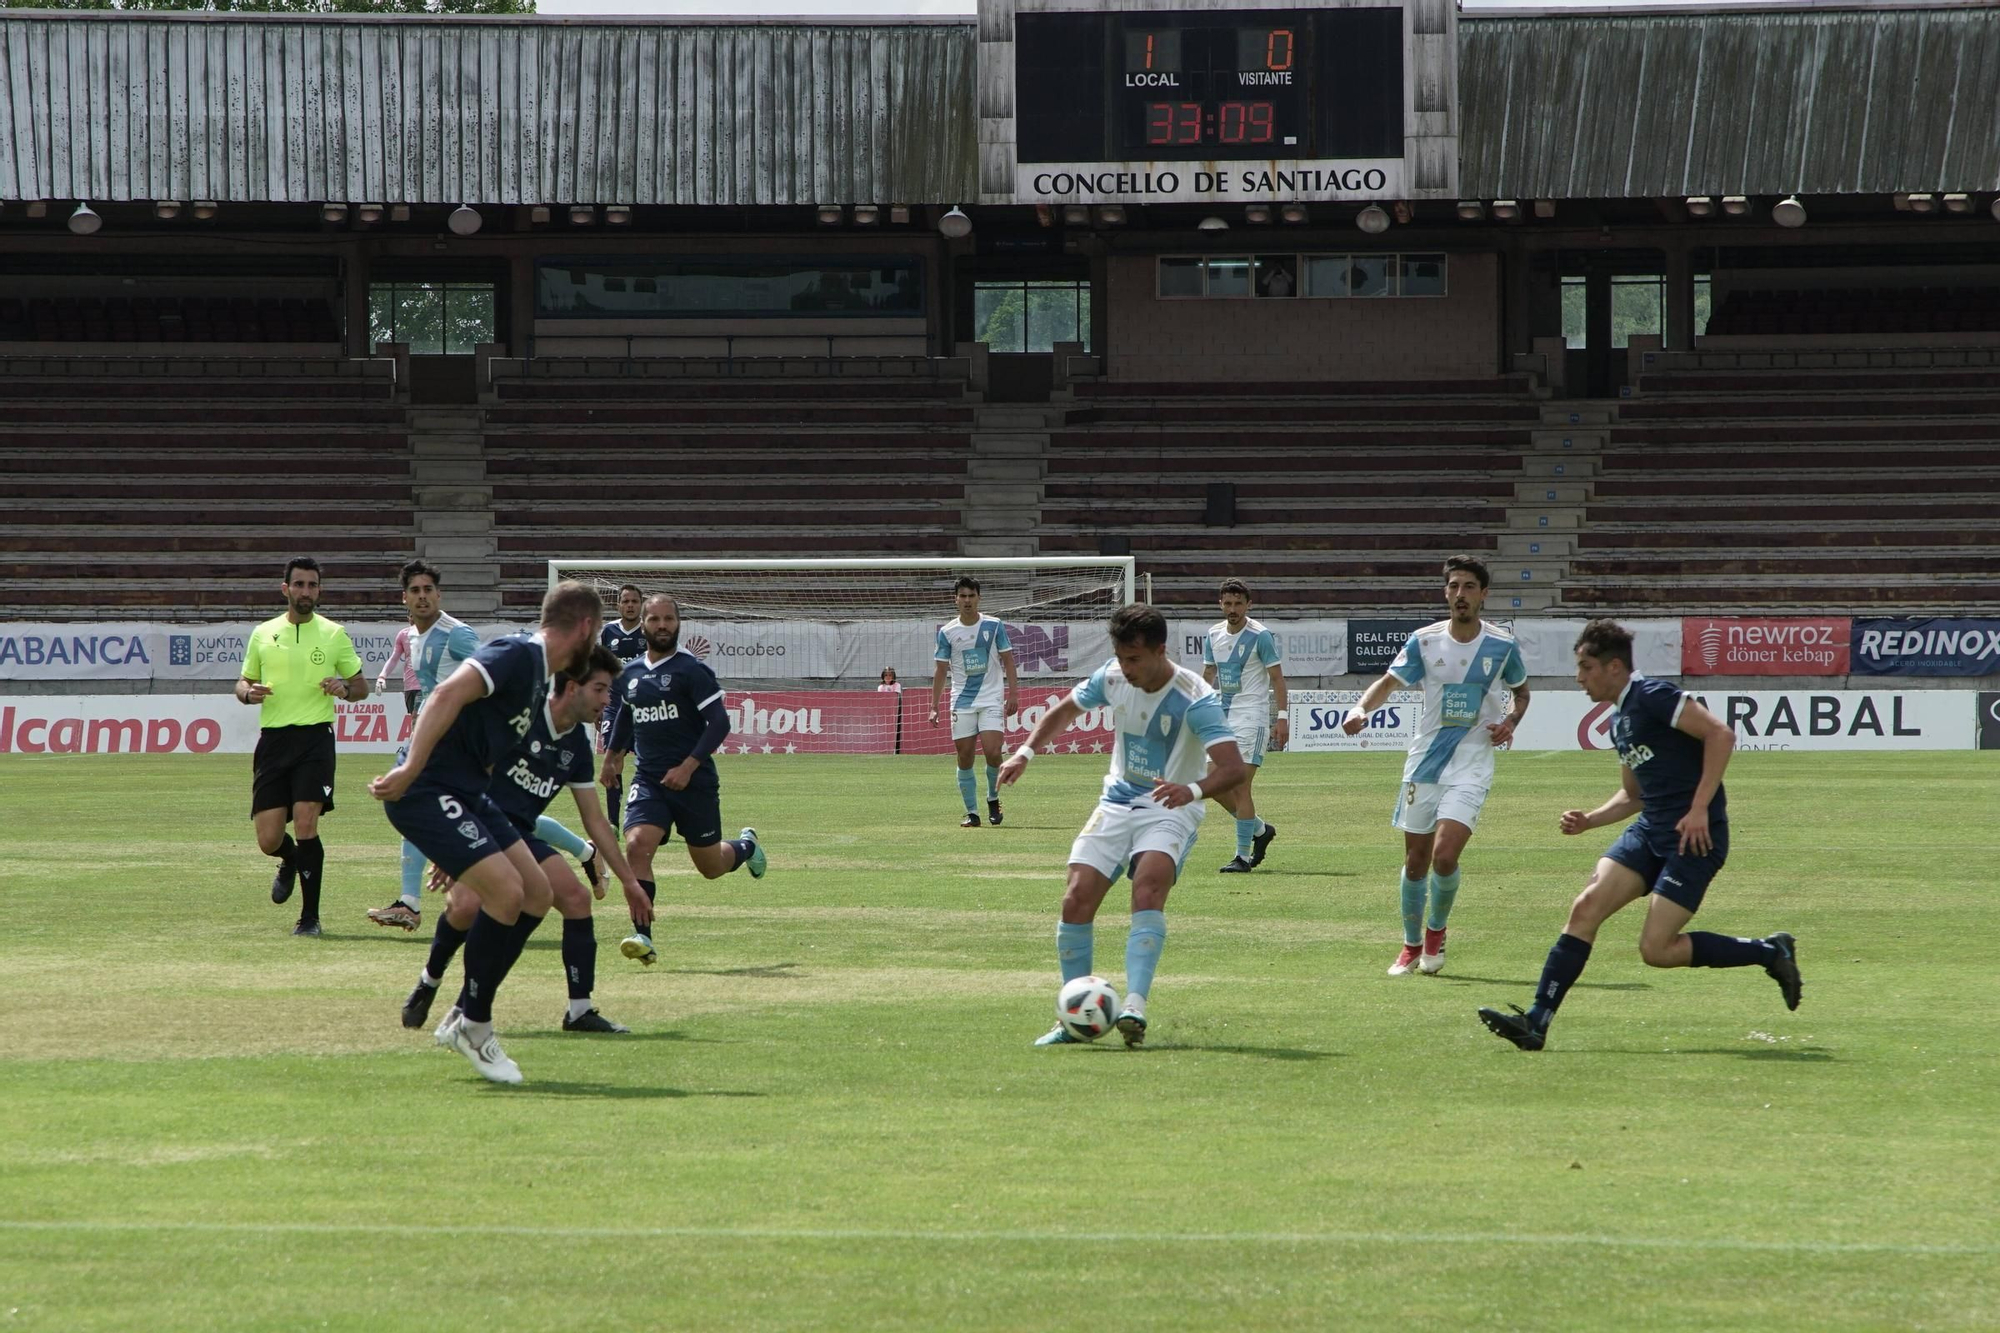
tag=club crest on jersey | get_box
[1157,712,1173,736]
[1482,656,1496,673]
[530,740,542,754]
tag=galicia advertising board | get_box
[1510,689,1974,752]
[1851,618,2000,677]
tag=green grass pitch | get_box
[1,750,1995,1331]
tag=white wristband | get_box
[1012,744,1036,764]
[1275,710,1288,720]
[1186,781,1204,802]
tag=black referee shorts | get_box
[251,723,338,818]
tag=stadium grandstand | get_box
[1,0,1998,623]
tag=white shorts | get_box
[1067,799,1204,882]
[1225,708,1267,767]
[1391,780,1491,835]
[951,704,1006,740]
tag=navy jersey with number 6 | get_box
[1611,676,1726,826]
[607,651,728,787]
[420,632,550,796]
[487,696,597,831]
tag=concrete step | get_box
[967,460,1045,483]
[416,511,496,535]
[1489,586,1560,612]
[1514,480,1592,504]
[414,485,494,509]
[1508,505,1586,531]
[972,434,1051,457]
[1489,561,1567,587]
[964,480,1043,504]
[1521,454,1599,479]
[962,509,1039,535]
[412,460,487,485]
[1497,533,1576,558]
[411,434,485,453]
[960,536,1040,557]
[976,407,1065,430]
[416,535,499,560]
[1530,428,1607,452]
[410,411,483,430]
[1543,404,1613,427]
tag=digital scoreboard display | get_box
[1014,7,1405,167]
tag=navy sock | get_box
[294,836,324,919]
[1526,933,1592,1029]
[726,839,756,872]
[460,911,508,1023]
[606,778,623,827]
[562,916,596,1000]
[424,916,469,983]
[633,879,656,934]
[1687,931,1779,969]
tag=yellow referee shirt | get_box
[242,613,364,729]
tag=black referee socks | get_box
[294,836,324,919]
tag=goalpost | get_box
[545,557,1138,757]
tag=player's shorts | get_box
[505,816,562,869]
[384,782,523,879]
[1067,798,1204,883]
[1390,779,1490,835]
[403,689,420,717]
[251,724,337,817]
[625,773,724,848]
[1224,705,1268,767]
[951,704,1007,740]
[1604,816,1729,913]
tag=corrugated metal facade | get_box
[7,9,2000,207]
[0,16,976,206]
[1460,8,2000,198]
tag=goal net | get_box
[546,557,1136,757]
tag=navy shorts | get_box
[624,773,723,848]
[385,782,523,879]
[509,815,561,868]
[1604,817,1729,913]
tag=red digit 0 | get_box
[1266,29,1294,72]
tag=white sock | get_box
[400,894,422,911]
[419,969,441,989]
[567,998,595,1021]
[463,1019,494,1045]
[1121,991,1146,1019]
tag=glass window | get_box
[974,281,1092,352]
[1159,257,1204,298]
[536,258,923,319]
[1399,253,1446,297]
[1205,257,1252,298]
[1347,255,1392,297]
[1694,274,1712,336]
[1254,255,1298,299]
[369,282,495,355]
[1562,276,1587,349]
[1305,255,1349,297]
[1612,275,1663,348]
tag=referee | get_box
[238,556,368,937]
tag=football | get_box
[1056,975,1120,1042]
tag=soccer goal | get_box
[545,557,1137,757]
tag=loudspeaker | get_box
[1204,482,1237,527]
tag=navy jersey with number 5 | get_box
[1611,676,1726,826]
[487,696,597,830]
[607,651,729,787]
[601,620,646,663]
[420,632,550,795]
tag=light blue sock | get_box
[534,815,589,859]
[1124,909,1167,1002]
[398,840,426,908]
[956,768,977,814]
[985,764,1000,801]
[1399,874,1427,947]
[1057,921,1093,984]
[1235,817,1263,857]
[1427,868,1461,931]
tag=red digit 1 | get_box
[1219,103,1244,144]
[1147,103,1173,145]
[1249,102,1274,143]
[1178,102,1201,144]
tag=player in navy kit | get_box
[1478,620,1802,1051]
[401,645,652,1036]
[369,581,611,1084]
[598,584,648,826]
[599,593,767,967]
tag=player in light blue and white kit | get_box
[1344,556,1530,976]
[999,604,1245,1048]
[1201,577,1288,872]
[929,576,1019,828]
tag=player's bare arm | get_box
[570,785,649,923]
[1154,739,1246,809]
[928,659,949,724]
[999,695,1085,785]
[598,747,626,787]
[1268,663,1290,749]
[1487,680,1530,746]
[370,661,484,802]
[1341,671,1402,735]
[1000,648,1020,718]
[1671,698,1735,855]
[1560,765,1642,835]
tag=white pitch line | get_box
[0,1219,1989,1258]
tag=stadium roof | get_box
[3,3,1997,208]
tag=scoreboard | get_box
[980,0,1458,206]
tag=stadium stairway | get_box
[959,404,1060,559]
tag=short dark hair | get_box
[618,583,643,599]
[283,556,320,583]
[954,576,981,595]
[1108,602,1168,649]
[400,559,441,591]
[553,644,624,696]
[1574,618,1635,669]
[541,580,604,632]
[1218,577,1250,599]
[1443,554,1491,590]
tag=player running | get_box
[401,645,650,1036]
[598,593,767,968]
[929,576,1019,827]
[369,581,609,1085]
[1344,555,1529,977]
[1000,604,1244,1048]
[1477,619,1802,1051]
[1201,578,1286,872]
[598,583,647,826]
